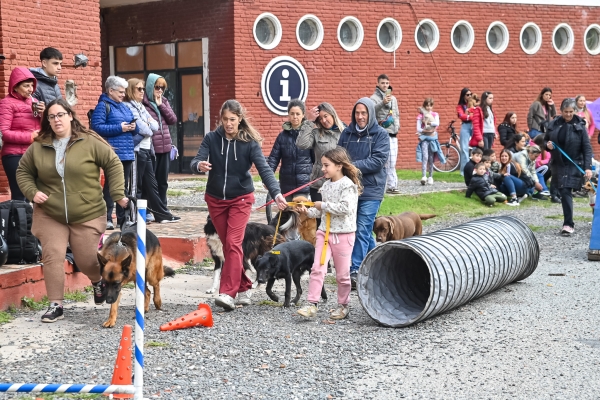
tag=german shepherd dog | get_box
[98,228,175,328]
[203,216,287,294]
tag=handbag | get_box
[379,109,394,129]
[170,145,179,161]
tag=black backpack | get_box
[0,200,41,264]
[87,101,110,127]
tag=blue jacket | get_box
[338,98,390,201]
[91,93,139,161]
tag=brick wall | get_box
[0,0,102,195]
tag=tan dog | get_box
[373,212,436,243]
[292,195,317,245]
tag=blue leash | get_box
[552,143,597,193]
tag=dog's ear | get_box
[388,219,394,236]
[97,253,108,272]
[121,254,133,269]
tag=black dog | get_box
[255,241,327,307]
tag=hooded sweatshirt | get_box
[338,98,390,201]
[0,67,41,157]
[30,67,62,104]
[143,73,177,154]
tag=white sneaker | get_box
[235,290,252,306]
[215,294,235,311]
[427,177,434,185]
[297,304,318,318]
[420,177,427,186]
[517,194,528,203]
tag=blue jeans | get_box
[499,175,529,197]
[350,200,381,274]
[529,129,543,139]
[459,123,473,175]
[536,172,549,191]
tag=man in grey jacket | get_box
[370,74,400,193]
[30,47,64,105]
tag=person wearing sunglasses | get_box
[124,78,180,224]
[91,76,139,230]
[143,74,178,221]
[456,87,474,175]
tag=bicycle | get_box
[433,120,461,173]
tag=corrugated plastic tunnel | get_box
[357,216,539,328]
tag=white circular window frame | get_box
[296,14,324,51]
[376,18,402,53]
[552,23,574,55]
[337,16,364,52]
[584,24,600,55]
[450,20,475,54]
[253,13,282,50]
[414,19,440,53]
[520,22,542,55]
[486,21,510,54]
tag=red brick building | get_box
[0,0,599,189]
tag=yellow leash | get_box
[273,201,331,266]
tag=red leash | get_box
[254,177,325,210]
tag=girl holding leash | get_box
[295,147,362,320]
[191,100,287,311]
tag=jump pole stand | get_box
[134,199,147,400]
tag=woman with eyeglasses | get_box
[124,78,180,224]
[527,87,556,139]
[0,67,44,200]
[91,75,139,230]
[143,74,178,221]
[17,99,127,322]
[456,88,473,175]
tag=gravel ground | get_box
[2,200,600,400]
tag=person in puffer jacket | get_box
[91,75,139,230]
[267,99,314,198]
[0,67,43,200]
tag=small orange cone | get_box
[107,324,133,398]
[160,303,213,331]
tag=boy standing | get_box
[370,74,400,194]
[463,147,483,186]
[466,163,508,207]
[30,47,64,104]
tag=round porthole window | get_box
[253,13,282,50]
[377,18,402,52]
[451,21,475,54]
[296,15,324,51]
[552,23,574,55]
[337,17,364,52]
[584,24,600,55]
[414,19,439,53]
[486,22,509,54]
[520,23,542,55]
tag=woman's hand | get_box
[130,122,136,131]
[307,106,319,120]
[504,173,510,177]
[33,191,48,204]
[35,102,45,114]
[546,141,554,150]
[121,122,134,132]
[295,205,307,214]
[586,169,592,180]
[116,198,129,208]
[156,95,162,106]
[534,182,543,191]
[275,194,288,210]
[198,161,212,172]
[478,140,484,148]
[313,201,322,210]
[31,130,39,140]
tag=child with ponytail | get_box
[296,147,362,320]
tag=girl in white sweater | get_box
[296,147,362,320]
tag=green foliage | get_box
[324,275,337,285]
[122,283,135,289]
[167,189,186,197]
[258,300,282,307]
[146,341,169,347]
[396,169,465,183]
[21,296,49,311]
[0,311,14,324]
[64,290,88,302]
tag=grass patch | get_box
[379,190,495,218]
[324,275,337,285]
[175,258,214,274]
[527,225,547,232]
[546,214,593,222]
[253,172,279,182]
[167,189,186,197]
[64,290,88,302]
[21,296,49,311]
[123,282,135,289]
[0,311,14,324]
[397,169,464,183]
[258,300,282,307]
[146,341,169,348]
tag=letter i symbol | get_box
[279,69,291,102]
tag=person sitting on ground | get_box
[416,97,445,186]
[533,134,557,202]
[511,141,547,200]
[463,147,483,186]
[482,155,502,187]
[483,149,501,174]
[466,162,507,207]
[498,149,528,205]
[498,112,518,148]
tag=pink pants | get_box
[307,230,355,305]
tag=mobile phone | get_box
[386,89,392,96]
[129,118,137,124]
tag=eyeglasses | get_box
[466,93,472,97]
[154,86,166,92]
[48,112,68,120]
[136,87,145,92]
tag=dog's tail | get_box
[163,265,176,277]
[419,214,437,221]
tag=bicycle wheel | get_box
[265,192,273,224]
[433,143,460,173]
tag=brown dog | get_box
[373,212,436,243]
[97,228,174,328]
[292,195,317,245]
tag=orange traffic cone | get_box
[107,324,133,398]
[160,303,213,331]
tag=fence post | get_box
[134,199,147,400]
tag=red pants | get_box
[205,192,254,297]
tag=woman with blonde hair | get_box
[575,95,596,138]
[191,100,288,311]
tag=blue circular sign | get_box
[261,56,309,116]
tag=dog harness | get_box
[273,201,331,266]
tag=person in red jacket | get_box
[0,67,44,200]
[470,91,497,151]
[456,88,473,175]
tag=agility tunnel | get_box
[358,216,539,328]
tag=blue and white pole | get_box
[134,199,147,400]
[0,384,135,394]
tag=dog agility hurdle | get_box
[0,200,148,399]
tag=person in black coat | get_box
[544,98,593,236]
[466,163,507,206]
[267,99,314,198]
[498,112,518,148]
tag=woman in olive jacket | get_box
[527,87,556,139]
[16,99,127,323]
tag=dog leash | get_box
[254,177,325,211]
[552,143,597,193]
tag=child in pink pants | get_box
[296,147,361,320]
